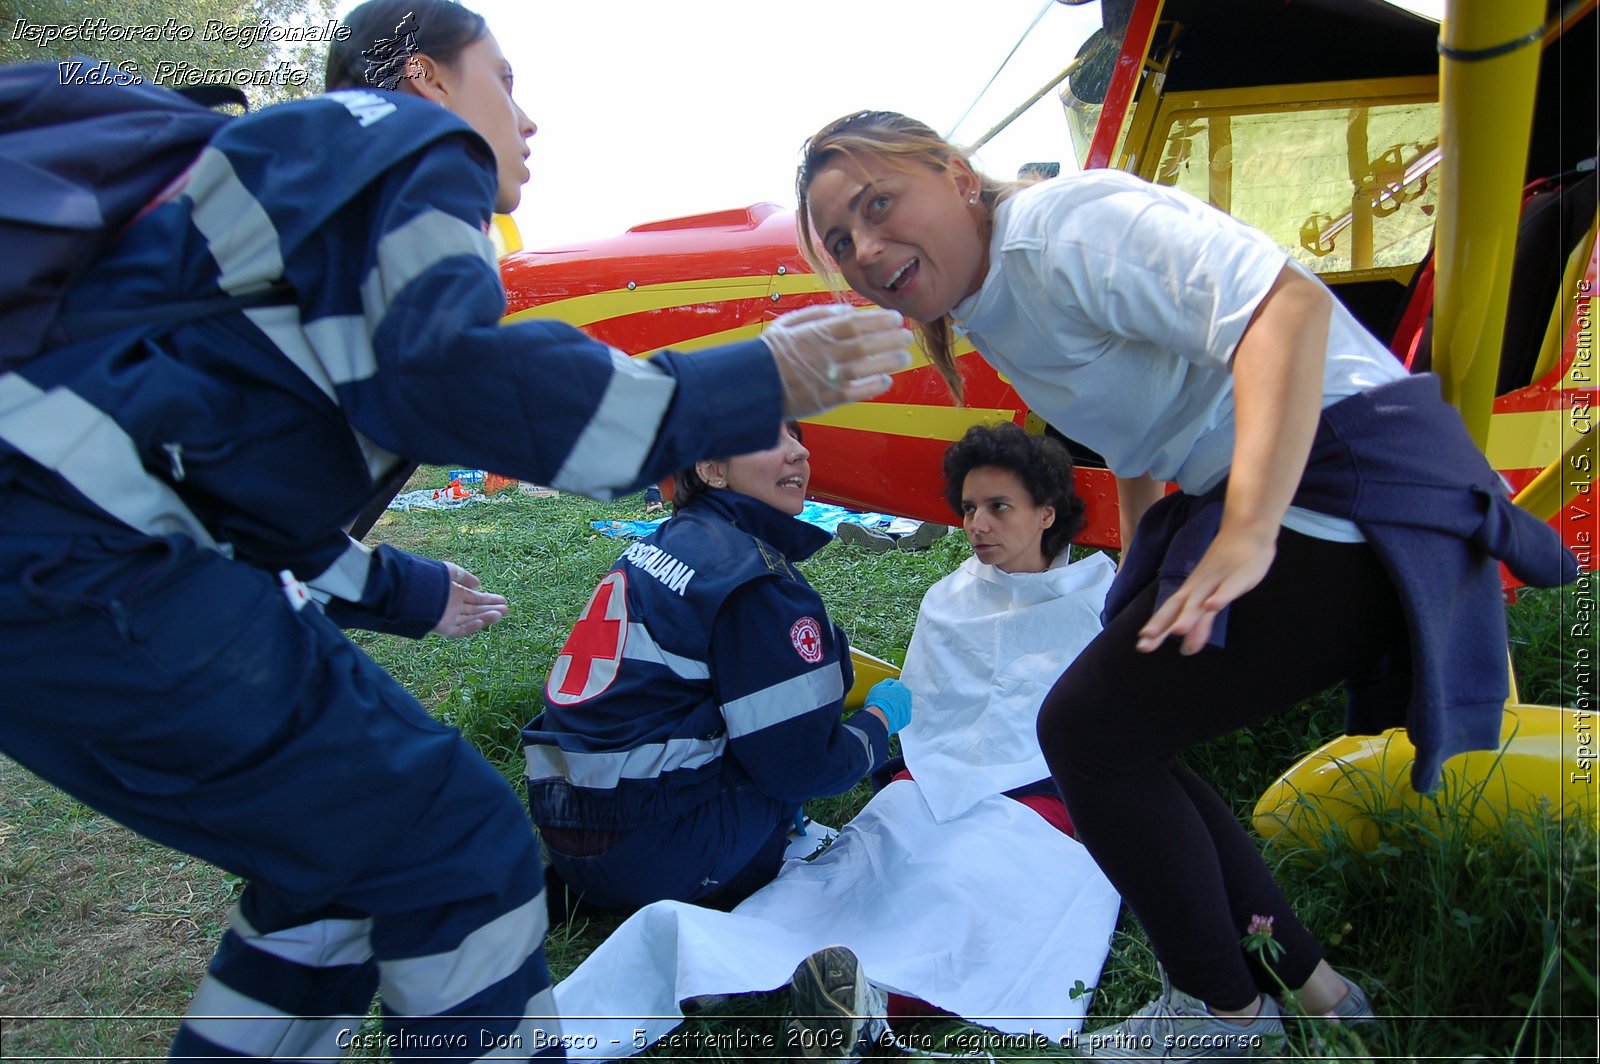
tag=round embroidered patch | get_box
[790,616,824,663]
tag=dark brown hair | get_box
[672,422,803,514]
[796,111,1018,405]
[942,422,1085,560]
[327,0,487,92]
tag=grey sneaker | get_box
[835,523,896,553]
[785,945,888,1063]
[1076,971,1283,1059]
[1313,972,1376,1025]
[894,522,950,551]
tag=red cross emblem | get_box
[790,616,824,663]
[547,572,629,704]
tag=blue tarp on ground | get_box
[591,501,899,540]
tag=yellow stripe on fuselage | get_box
[771,273,837,297]
[502,276,770,329]
[638,324,764,357]
[502,274,982,377]
[804,403,1018,442]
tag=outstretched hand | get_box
[1136,526,1276,656]
[764,303,914,417]
[431,561,509,638]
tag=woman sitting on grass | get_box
[887,420,1105,833]
[522,422,910,911]
[787,421,1119,1053]
[548,421,1120,1063]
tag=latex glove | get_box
[865,678,913,735]
[431,561,509,638]
[763,303,914,418]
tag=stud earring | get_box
[968,191,979,204]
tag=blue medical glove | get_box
[866,678,913,734]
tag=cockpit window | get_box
[1149,91,1439,276]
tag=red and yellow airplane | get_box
[493,0,1597,837]
[497,0,1594,569]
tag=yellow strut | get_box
[1430,0,1547,447]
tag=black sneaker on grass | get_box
[835,523,896,553]
[894,522,950,551]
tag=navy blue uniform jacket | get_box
[524,491,890,830]
[0,89,782,634]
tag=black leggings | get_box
[1038,530,1407,1009]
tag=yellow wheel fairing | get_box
[1253,704,1597,853]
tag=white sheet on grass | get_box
[551,551,1121,1055]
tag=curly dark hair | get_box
[942,422,1085,560]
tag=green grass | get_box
[2,469,1592,1061]
[0,759,239,1060]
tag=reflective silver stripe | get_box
[523,734,726,789]
[474,995,561,1061]
[0,374,217,548]
[230,903,374,968]
[189,155,387,414]
[245,308,377,397]
[721,665,845,739]
[379,894,550,1016]
[305,312,379,387]
[551,347,674,498]
[243,305,336,400]
[844,720,874,765]
[182,976,352,1059]
[305,538,374,602]
[621,622,710,680]
[355,429,403,482]
[245,309,399,480]
[247,305,385,397]
[187,149,283,294]
[361,208,496,326]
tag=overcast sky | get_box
[334,0,1444,250]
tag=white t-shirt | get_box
[950,171,1405,541]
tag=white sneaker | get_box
[1316,971,1377,1025]
[1076,970,1283,1060]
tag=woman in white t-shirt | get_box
[796,109,1407,1057]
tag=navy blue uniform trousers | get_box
[543,783,795,911]
[0,532,563,1061]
